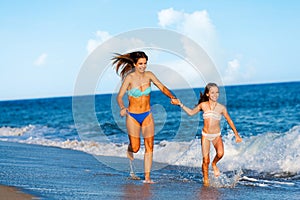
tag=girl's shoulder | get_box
[216,102,225,108]
[216,103,227,113]
[198,101,209,110]
[199,101,209,107]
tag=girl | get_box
[173,83,242,186]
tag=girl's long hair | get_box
[112,51,148,80]
[198,83,219,104]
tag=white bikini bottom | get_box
[202,131,221,141]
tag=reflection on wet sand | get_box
[122,183,152,200]
[197,186,220,200]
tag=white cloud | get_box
[158,8,217,57]
[157,8,256,86]
[34,53,48,66]
[223,58,240,84]
[158,8,183,28]
[223,58,256,85]
[157,8,222,87]
[87,30,112,54]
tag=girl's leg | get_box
[142,114,154,182]
[211,136,224,177]
[201,136,211,186]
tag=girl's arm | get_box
[179,101,201,116]
[222,107,242,143]
[117,76,130,116]
[148,71,176,99]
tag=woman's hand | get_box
[171,98,181,106]
[120,108,127,117]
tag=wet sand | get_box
[0,185,37,200]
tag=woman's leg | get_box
[201,136,211,186]
[126,115,141,160]
[211,136,224,177]
[142,114,154,182]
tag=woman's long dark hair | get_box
[198,83,219,104]
[112,51,148,80]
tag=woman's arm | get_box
[222,107,242,143]
[148,71,176,99]
[117,76,130,116]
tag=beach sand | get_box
[0,185,36,200]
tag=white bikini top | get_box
[203,110,222,120]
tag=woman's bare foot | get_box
[129,172,141,180]
[143,179,155,184]
[127,150,134,161]
[212,164,220,177]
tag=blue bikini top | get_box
[128,86,151,98]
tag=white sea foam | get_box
[0,125,299,175]
[222,125,300,174]
[240,176,295,187]
[0,125,34,136]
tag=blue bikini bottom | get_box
[127,110,151,125]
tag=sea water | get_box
[0,81,299,199]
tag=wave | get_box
[0,125,34,136]
[1,125,299,175]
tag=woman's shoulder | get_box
[145,71,158,80]
[123,73,134,83]
[124,73,133,79]
[145,71,154,76]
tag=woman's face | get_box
[134,58,147,73]
[207,86,219,102]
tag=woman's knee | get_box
[132,145,140,153]
[129,143,140,153]
[144,142,154,153]
[144,137,154,153]
[145,145,153,153]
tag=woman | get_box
[113,51,177,183]
[173,83,242,186]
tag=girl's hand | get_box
[235,135,242,143]
[120,108,127,117]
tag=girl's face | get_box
[134,58,147,73]
[207,86,219,102]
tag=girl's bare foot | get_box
[212,164,220,177]
[203,178,209,186]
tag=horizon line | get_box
[1,80,299,102]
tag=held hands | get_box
[171,98,181,106]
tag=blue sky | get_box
[1,0,299,100]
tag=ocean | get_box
[0,81,299,199]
